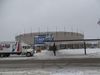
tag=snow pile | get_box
[34,48,100,59]
[0,70,51,75]
[0,69,100,75]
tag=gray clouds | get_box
[0,0,100,41]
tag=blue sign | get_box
[34,35,46,44]
[34,34,54,44]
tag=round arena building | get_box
[15,32,84,50]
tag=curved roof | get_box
[15,31,84,45]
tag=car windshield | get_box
[23,46,31,49]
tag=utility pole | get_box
[84,41,87,55]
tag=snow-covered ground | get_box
[1,48,100,75]
[1,48,100,60]
[0,66,100,75]
[34,48,100,59]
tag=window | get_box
[23,46,31,49]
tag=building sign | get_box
[45,34,54,42]
[34,34,54,44]
[34,35,46,44]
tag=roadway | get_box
[1,58,100,68]
[1,49,100,68]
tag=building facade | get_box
[15,32,85,50]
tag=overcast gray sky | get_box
[0,0,100,41]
